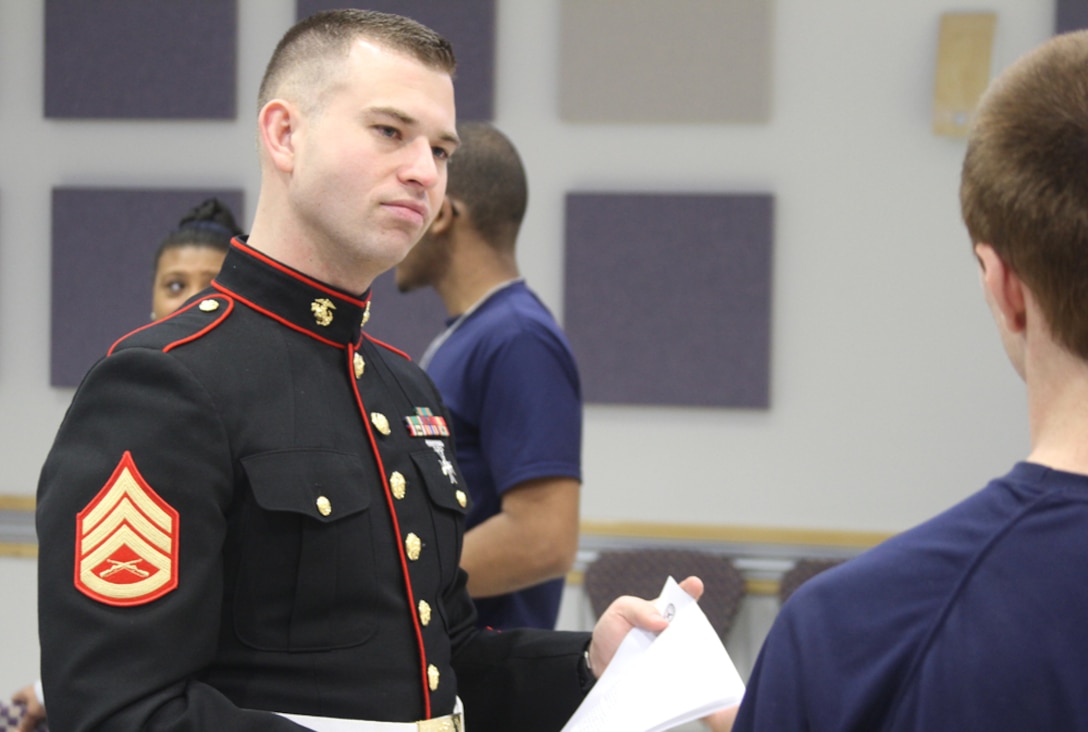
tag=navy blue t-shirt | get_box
[424,281,582,629]
[734,461,1088,731]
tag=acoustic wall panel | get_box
[44,0,237,119]
[932,13,997,138]
[364,271,447,362]
[564,193,773,408]
[559,0,772,124]
[296,0,496,121]
[51,188,244,387]
[1056,0,1088,33]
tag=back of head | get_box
[155,197,242,273]
[257,8,456,113]
[961,30,1088,359]
[447,122,529,249]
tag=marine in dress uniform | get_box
[36,240,592,731]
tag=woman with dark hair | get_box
[150,197,242,320]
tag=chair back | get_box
[777,558,844,605]
[583,548,747,642]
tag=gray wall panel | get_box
[44,0,237,119]
[564,192,773,408]
[51,188,244,387]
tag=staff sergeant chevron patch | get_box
[75,451,179,606]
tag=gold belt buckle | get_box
[417,710,463,732]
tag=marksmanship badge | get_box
[425,439,458,485]
[74,451,179,607]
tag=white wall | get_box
[0,0,1056,695]
[494,0,1048,534]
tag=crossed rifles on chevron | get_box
[99,558,149,579]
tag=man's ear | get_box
[258,100,297,174]
[428,196,459,236]
[975,242,1027,332]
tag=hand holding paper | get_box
[563,577,745,732]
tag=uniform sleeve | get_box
[445,567,592,731]
[478,325,582,494]
[36,348,304,731]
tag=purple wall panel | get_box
[45,0,236,119]
[51,188,244,387]
[564,193,774,409]
[363,271,447,362]
[296,0,495,121]
[1056,0,1088,33]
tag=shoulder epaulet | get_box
[108,295,234,356]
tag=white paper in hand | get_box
[561,576,745,732]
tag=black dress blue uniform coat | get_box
[37,241,591,731]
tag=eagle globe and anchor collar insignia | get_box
[311,297,336,326]
[75,451,179,607]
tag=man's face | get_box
[288,39,458,284]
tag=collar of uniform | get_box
[212,238,370,348]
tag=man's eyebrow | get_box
[367,106,460,148]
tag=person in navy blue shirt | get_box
[396,122,582,630]
[710,29,1088,732]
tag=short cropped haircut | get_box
[447,122,528,249]
[960,30,1088,359]
[257,8,456,112]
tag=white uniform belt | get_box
[277,697,464,732]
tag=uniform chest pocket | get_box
[410,447,470,579]
[233,449,379,651]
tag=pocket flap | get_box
[242,449,371,523]
[411,448,470,514]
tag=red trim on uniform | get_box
[163,297,233,353]
[106,296,224,357]
[363,332,413,362]
[347,345,432,718]
[211,282,345,350]
[229,239,372,309]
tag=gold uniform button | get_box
[418,599,432,626]
[405,532,422,561]
[354,352,365,378]
[371,412,391,435]
[198,299,219,312]
[455,490,467,508]
[390,471,407,500]
[316,496,332,516]
[428,664,440,691]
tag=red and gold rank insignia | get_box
[74,451,179,607]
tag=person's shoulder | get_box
[784,476,1029,619]
[109,293,238,355]
[365,333,438,379]
[470,285,568,345]
[365,333,414,363]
